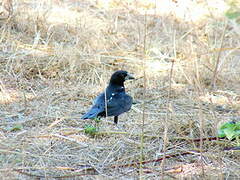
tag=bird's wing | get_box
[82,91,133,119]
[81,93,105,119]
[105,93,133,117]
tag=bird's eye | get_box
[119,74,125,78]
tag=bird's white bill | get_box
[125,73,135,80]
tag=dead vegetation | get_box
[0,0,240,179]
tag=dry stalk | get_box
[193,57,205,176]
[211,20,228,88]
[0,0,13,20]
[139,11,148,179]
[161,59,174,179]
[161,30,176,178]
[210,20,228,179]
[161,31,176,179]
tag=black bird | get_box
[81,70,134,124]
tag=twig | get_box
[211,20,228,88]
[50,134,88,147]
[139,10,148,179]
[111,151,196,169]
[12,166,98,179]
[173,136,224,142]
[161,32,175,178]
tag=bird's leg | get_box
[114,116,118,124]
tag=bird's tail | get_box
[81,107,99,119]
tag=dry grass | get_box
[0,0,240,179]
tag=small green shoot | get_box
[225,10,240,20]
[225,1,240,21]
[9,124,23,132]
[218,122,240,140]
[84,125,98,136]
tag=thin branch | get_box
[211,20,228,88]
[161,31,175,179]
[139,10,148,179]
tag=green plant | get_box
[225,0,240,21]
[8,124,23,132]
[218,121,240,140]
[84,124,98,136]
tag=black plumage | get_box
[81,70,134,124]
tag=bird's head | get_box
[109,70,134,86]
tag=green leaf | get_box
[235,130,240,135]
[84,125,98,136]
[225,10,240,19]
[9,124,23,132]
[235,122,240,130]
[218,129,226,138]
[220,122,235,130]
[223,128,236,140]
[218,122,240,140]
